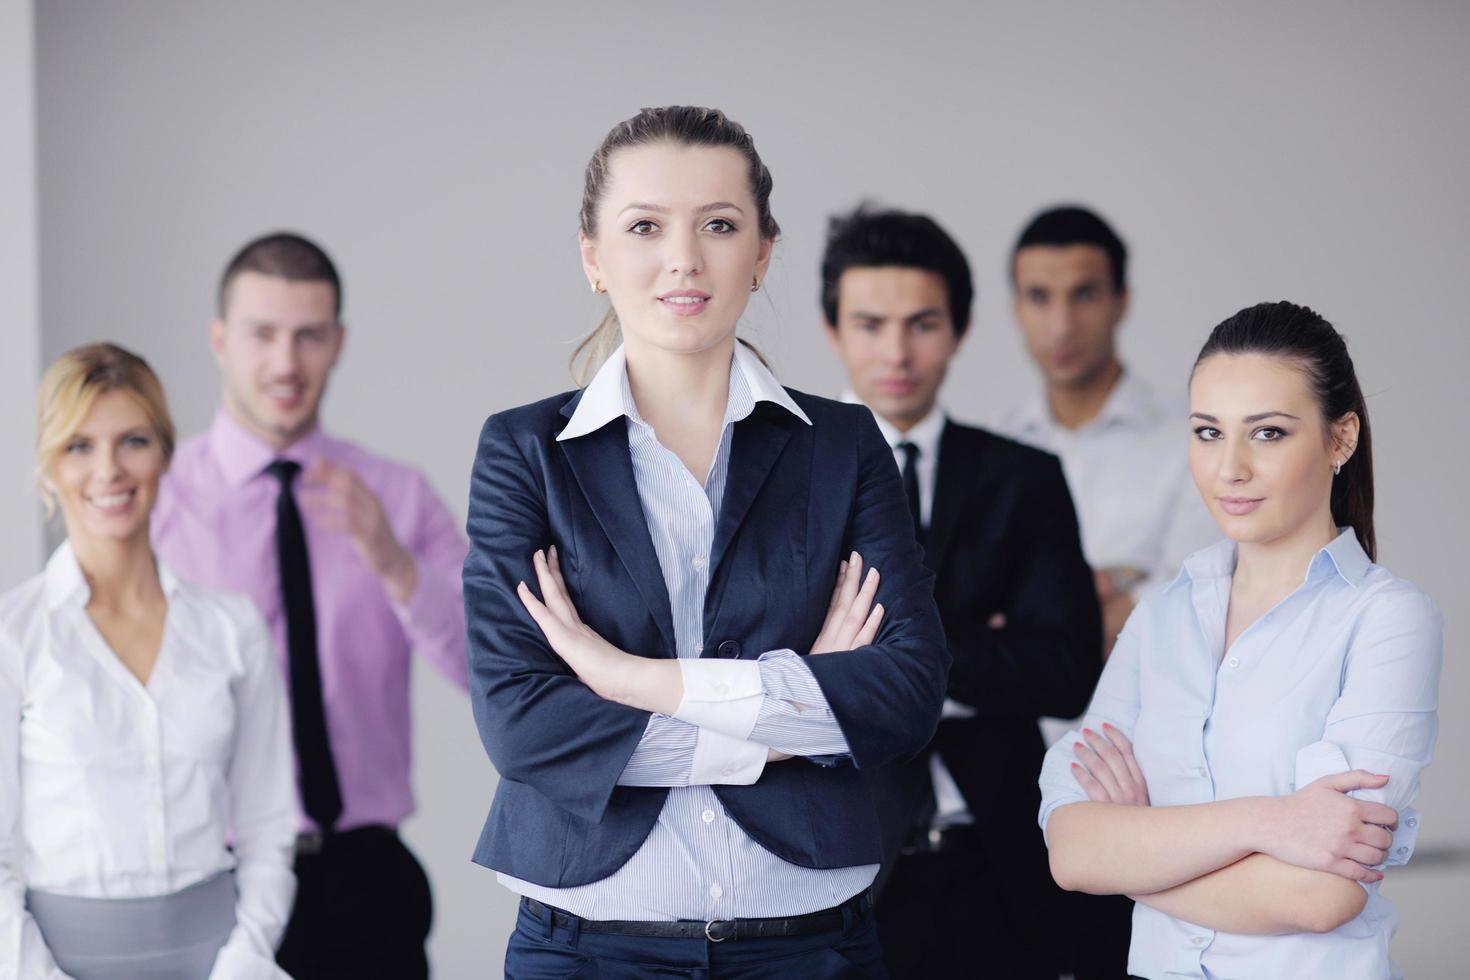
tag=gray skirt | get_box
[26,871,237,980]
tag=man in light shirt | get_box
[152,232,469,978]
[820,206,1101,978]
[992,204,1218,979]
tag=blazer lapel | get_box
[709,405,797,579]
[925,421,979,573]
[558,418,678,659]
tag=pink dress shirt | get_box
[152,410,469,833]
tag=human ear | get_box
[579,229,602,292]
[1331,411,1360,466]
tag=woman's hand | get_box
[1071,723,1150,806]
[517,546,680,713]
[1258,772,1398,883]
[810,552,884,655]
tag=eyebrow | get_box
[618,201,746,216]
[847,307,946,322]
[1189,411,1301,423]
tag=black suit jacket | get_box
[870,420,1101,912]
[464,388,950,887]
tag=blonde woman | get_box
[0,343,297,979]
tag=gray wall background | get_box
[17,1,1469,975]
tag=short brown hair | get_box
[218,232,342,317]
[37,343,175,501]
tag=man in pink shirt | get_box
[152,232,468,979]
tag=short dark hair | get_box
[1011,205,1127,293]
[218,232,342,317]
[820,205,975,338]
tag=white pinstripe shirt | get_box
[498,344,878,919]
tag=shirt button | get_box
[1191,936,1205,946]
[713,682,729,696]
[709,883,723,899]
[1227,657,1240,668]
[1407,817,1418,829]
[722,766,737,777]
[694,642,704,654]
[1197,767,1208,778]
[1396,846,1408,856]
[692,556,707,570]
[702,809,716,824]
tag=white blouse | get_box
[1039,530,1442,980]
[0,542,297,979]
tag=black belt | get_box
[520,889,871,943]
[295,823,396,857]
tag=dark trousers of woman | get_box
[276,826,433,980]
[504,897,889,978]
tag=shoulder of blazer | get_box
[783,387,873,434]
[478,389,584,449]
[942,419,1065,482]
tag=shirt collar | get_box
[1167,527,1372,593]
[44,539,183,612]
[557,342,811,442]
[1015,368,1162,434]
[841,390,945,458]
[207,408,329,487]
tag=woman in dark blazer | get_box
[463,106,950,978]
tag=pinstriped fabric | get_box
[499,352,877,920]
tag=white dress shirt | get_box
[0,542,298,980]
[498,344,877,919]
[993,370,1219,744]
[1039,530,1441,980]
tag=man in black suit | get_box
[819,207,1105,978]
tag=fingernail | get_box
[1073,742,1085,751]
[1070,763,1080,770]
[1082,728,1095,737]
[850,550,860,562]
[1102,722,1114,731]
[866,568,877,581]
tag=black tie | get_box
[267,459,344,831]
[897,441,924,545]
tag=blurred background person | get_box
[994,205,1218,978]
[819,205,1099,978]
[150,234,470,979]
[1,343,296,979]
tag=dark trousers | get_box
[504,896,889,979]
[1060,890,1134,980]
[875,831,1060,979]
[276,826,433,980]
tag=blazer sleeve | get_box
[799,408,950,769]
[463,412,652,823]
[944,452,1103,718]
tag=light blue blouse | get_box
[1039,529,1442,980]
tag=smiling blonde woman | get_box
[0,343,297,979]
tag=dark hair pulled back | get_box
[1193,300,1375,560]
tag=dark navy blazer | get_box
[463,386,949,888]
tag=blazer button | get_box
[717,640,741,659]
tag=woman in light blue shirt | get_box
[1039,301,1441,979]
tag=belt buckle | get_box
[295,830,325,856]
[704,919,733,943]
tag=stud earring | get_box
[1333,461,1342,476]
[751,276,761,293]
[591,279,605,295]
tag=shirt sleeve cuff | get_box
[689,727,768,785]
[673,659,764,741]
[1294,740,1421,867]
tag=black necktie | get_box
[267,459,344,831]
[897,441,925,546]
